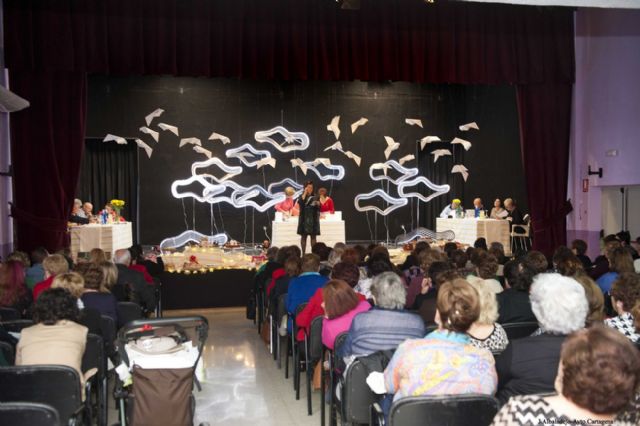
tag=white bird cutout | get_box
[324,141,343,152]
[351,118,368,134]
[451,137,472,151]
[193,145,212,158]
[103,134,127,145]
[158,123,179,136]
[311,158,332,168]
[370,162,392,176]
[342,150,362,167]
[459,122,479,131]
[383,136,400,160]
[451,164,469,181]
[208,132,231,145]
[431,149,452,163]
[405,118,423,128]
[139,126,159,142]
[398,154,415,165]
[134,139,153,158]
[290,158,308,175]
[420,136,441,150]
[145,108,164,126]
[256,157,276,169]
[327,116,341,140]
[179,137,202,148]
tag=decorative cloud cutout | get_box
[397,177,451,203]
[254,126,310,153]
[159,230,228,250]
[354,189,408,216]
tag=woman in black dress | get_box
[297,181,320,254]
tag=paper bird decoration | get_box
[311,158,332,168]
[256,157,276,169]
[193,145,212,158]
[451,164,469,181]
[134,138,153,158]
[327,116,341,140]
[342,150,362,167]
[351,118,368,134]
[290,158,308,175]
[405,118,423,128]
[145,108,164,126]
[209,132,231,145]
[139,126,159,142]
[420,136,441,150]
[179,137,202,148]
[324,141,343,152]
[431,149,452,163]
[459,122,479,131]
[158,123,179,136]
[370,162,392,176]
[103,134,127,145]
[398,154,415,165]
[451,137,472,151]
[383,136,400,160]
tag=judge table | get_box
[272,212,346,248]
[436,218,511,256]
[69,222,133,259]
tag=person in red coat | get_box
[318,187,335,216]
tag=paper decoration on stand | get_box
[431,149,452,163]
[290,158,345,181]
[398,154,415,165]
[327,116,341,139]
[342,151,362,166]
[324,141,343,152]
[139,126,159,142]
[208,132,231,145]
[383,136,400,159]
[145,109,164,126]
[405,118,423,128]
[255,126,310,152]
[134,139,153,158]
[451,137,472,151]
[103,134,127,145]
[179,137,202,148]
[420,136,441,150]
[459,122,479,131]
[193,146,212,158]
[451,164,469,181]
[160,230,229,251]
[158,123,179,136]
[351,118,368,134]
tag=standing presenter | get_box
[297,181,320,254]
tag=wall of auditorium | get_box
[567,8,640,255]
[86,76,525,245]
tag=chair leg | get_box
[306,360,313,415]
[100,377,108,426]
[285,333,290,379]
[320,353,326,426]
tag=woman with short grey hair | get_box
[370,272,407,310]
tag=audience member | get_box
[405,249,445,308]
[524,250,549,274]
[497,259,537,324]
[552,246,584,277]
[321,280,370,349]
[488,242,507,266]
[128,246,154,283]
[99,261,119,293]
[450,249,470,274]
[355,251,394,300]
[467,251,503,294]
[7,250,30,268]
[25,247,48,289]
[0,260,32,317]
[269,256,301,316]
[130,244,165,278]
[339,272,425,359]
[496,273,588,404]
[52,272,103,336]
[113,249,156,311]
[32,254,69,299]
[474,237,488,251]
[383,279,496,417]
[401,241,431,283]
[286,254,327,331]
[340,248,360,266]
[605,272,640,343]
[467,278,509,353]
[570,239,592,270]
[88,248,107,264]
[572,272,605,326]
[412,260,455,318]
[590,237,620,280]
[596,246,634,295]
[79,263,118,323]
[492,325,640,426]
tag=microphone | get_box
[401,224,407,234]
[263,226,271,242]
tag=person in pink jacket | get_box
[321,279,371,349]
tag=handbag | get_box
[260,321,271,345]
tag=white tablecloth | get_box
[436,218,511,256]
[272,219,346,249]
[69,223,133,258]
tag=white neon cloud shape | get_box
[394,227,456,245]
[303,159,345,181]
[254,126,310,153]
[397,177,451,203]
[267,178,304,198]
[230,185,287,212]
[171,175,228,204]
[369,160,419,184]
[160,230,229,250]
[190,157,243,183]
[354,189,408,216]
[225,144,274,168]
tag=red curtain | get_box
[4,0,575,254]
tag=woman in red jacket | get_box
[318,187,335,216]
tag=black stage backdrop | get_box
[86,76,526,245]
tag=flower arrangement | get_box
[110,199,125,220]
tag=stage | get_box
[160,269,255,310]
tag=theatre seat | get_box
[0,402,60,426]
[383,394,500,426]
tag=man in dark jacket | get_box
[113,249,156,312]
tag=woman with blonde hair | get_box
[99,261,118,292]
[467,278,509,353]
[88,248,107,264]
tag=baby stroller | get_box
[113,316,209,426]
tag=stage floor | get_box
[160,269,255,310]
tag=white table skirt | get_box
[272,219,346,249]
[69,222,133,258]
[436,218,511,256]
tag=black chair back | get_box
[341,358,378,424]
[308,316,324,362]
[276,293,288,323]
[0,319,34,333]
[0,341,15,365]
[389,394,500,426]
[0,365,84,424]
[100,315,116,357]
[0,307,20,321]
[81,333,105,378]
[501,321,539,340]
[0,402,60,426]
[116,301,143,329]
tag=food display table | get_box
[69,222,133,258]
[272,213,345,248]
[436,218,511,256]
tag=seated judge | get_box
[473,198,484,218]
[317,187,335,216]
[439,199,462,218]
[82,202,95,222]
[504,198,524,228]
[275,187,299,217]
[490,198,507,219]
[69,199,89,225]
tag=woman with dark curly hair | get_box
[492,325,640,425]
[606,272,640,343]
[16,288,91,396]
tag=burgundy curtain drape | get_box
[4,0,575,254]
